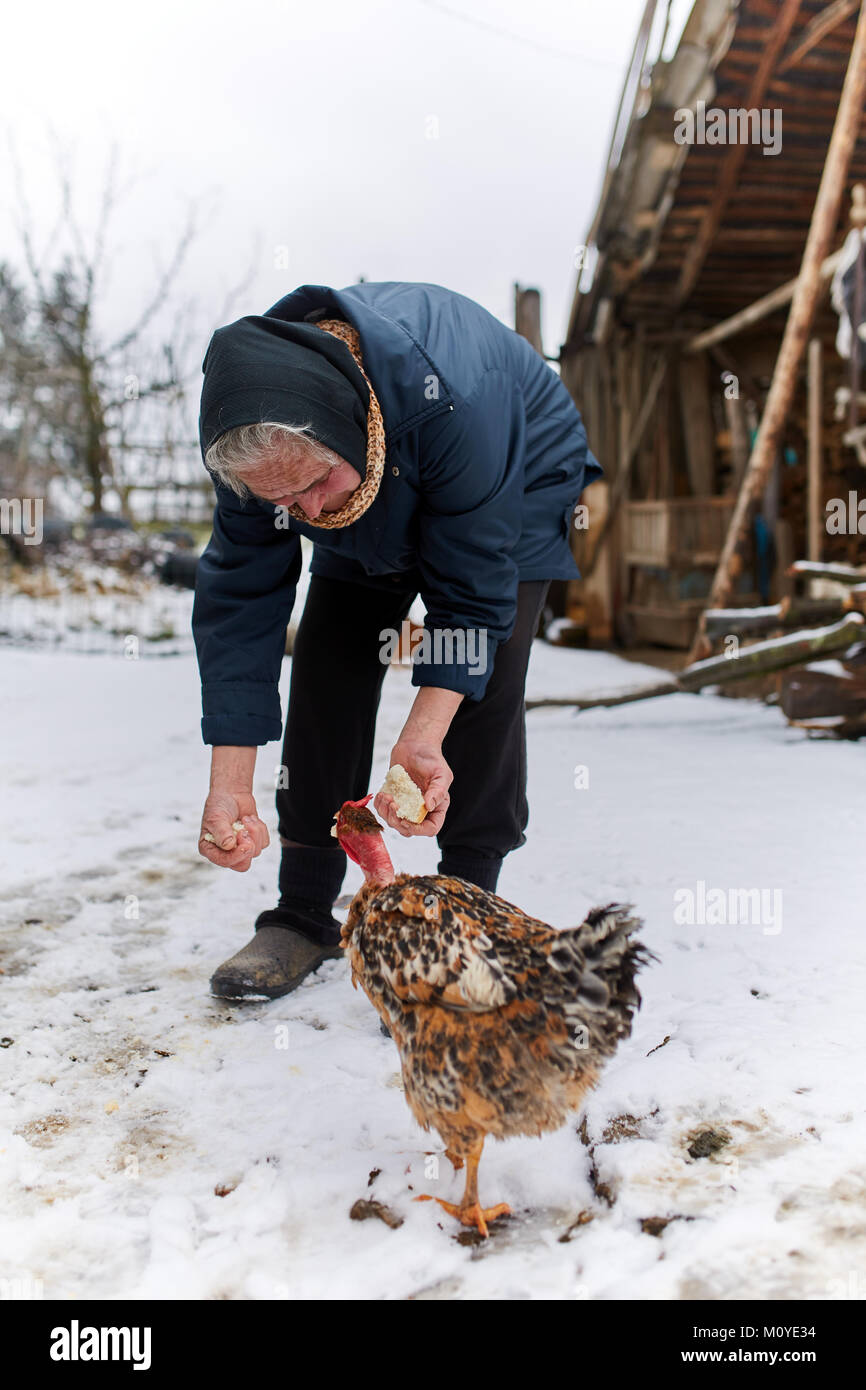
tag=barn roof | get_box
[566,0,866,348]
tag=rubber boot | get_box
[210,846,346,1001]
[210,906,344,1000]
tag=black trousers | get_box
[276,573,549,902]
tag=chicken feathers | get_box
[342,872,652,1157]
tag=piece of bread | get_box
[379,765,427,824]
[203,821,245,844]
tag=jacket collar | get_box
[263,284,454,442]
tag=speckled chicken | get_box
[334,795,652,1236]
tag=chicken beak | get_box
[330,817,339,839]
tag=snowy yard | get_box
[2,606,865,1301]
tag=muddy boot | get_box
[210,903,343,1000]
[211,844,347,1001]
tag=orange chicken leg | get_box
[417,1139,511,1237]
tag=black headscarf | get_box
[198,313,370,480]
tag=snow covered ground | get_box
[2,595,865,1302]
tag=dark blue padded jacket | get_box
[192,281,601,745]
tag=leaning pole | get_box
[687,1,866,663]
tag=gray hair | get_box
[205,421,339,499]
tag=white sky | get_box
[2,0,693,377]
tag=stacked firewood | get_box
[705,560,866,738]
[779,562,866,738]
[528,560,866,739]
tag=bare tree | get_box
[4,140,255,517]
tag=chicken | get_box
[334,794,653,1236]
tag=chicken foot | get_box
[416,1139,511,1237]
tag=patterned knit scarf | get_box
[284,319,386,529]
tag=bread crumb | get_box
[203,821,246,845]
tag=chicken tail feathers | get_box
[551,903,655,1056]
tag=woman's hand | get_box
[199,746,269,871]
[198,789,270,870]
[374,740,453,837]
[374,687,463,836]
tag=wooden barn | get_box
[555,0,866,650]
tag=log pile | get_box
[775,561,866,737]
[696,562,866,735]
[779,652,866,738]
[529,560,866,739]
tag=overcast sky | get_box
[2,0,693,373]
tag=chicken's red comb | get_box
[342,794,373,810]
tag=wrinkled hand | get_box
[373,741,453,837]
[198,789,270,871]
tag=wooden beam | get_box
[778,0,859,74]
[687,1,866,662]
[675,0,804,307]
[685,251,842,354]
[808,337,824,562]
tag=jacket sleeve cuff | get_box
[201,681,283,746]
[409,628,497,703]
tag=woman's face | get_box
[243,450,361,520]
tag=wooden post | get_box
[582,353,670,578]
[724,390,751,490]
[678,352,716,495]
[632,330,652,496]
[616,337,633,612]
[808,337,824,562]
[687,0,866,662]
[513,284,544,357]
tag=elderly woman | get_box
[193,281,600,999]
